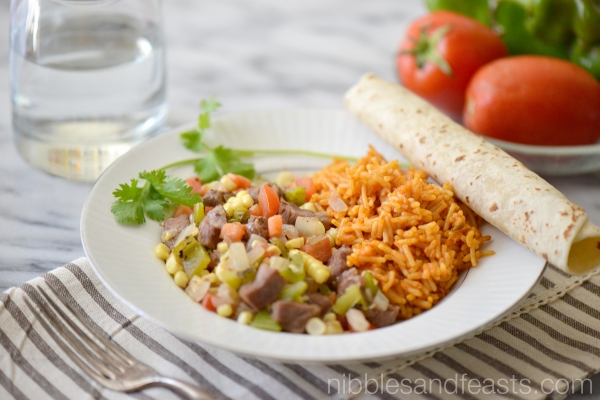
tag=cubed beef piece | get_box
[364,304,400,328]
[278,201,314,225]
[198,205,227,249]
[202,189,226,207]
[306,292,332,316]
[315,212,331,230]
[162,214,191,250]
[328,245,352,278]
[239,264,285,311]
[207,249,221,270]
[246,186,260,203]
[266,183,285,199]
[337,268,364,295]
[271,301,320,333]
[244,215,269,241]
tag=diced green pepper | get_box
[284,186,306,206]
[278,281,308,301]
[250,311,282,332]
[364,271,379,299]
[193,202,205,226]
[229,208,249,223]
[278,263,306,283]
[332,284,366,315]
[318,284,332,296]
[270,237,289,258]
[173,237,210,278]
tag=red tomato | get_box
[202,294,217,312]
[227,173,252,189]
[258,183,280,218]
[219,222,247,242]
[396,11,507,119]
[267,215,283,238]
[300,235,332,263]
[464,56,600,146]
[294,177,316,201]
[186,177,203,194]
[173,205,193,217]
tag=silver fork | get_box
[25,285,217,400]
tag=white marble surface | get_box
[1,0,600,396]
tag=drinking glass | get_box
[9,0,167,181]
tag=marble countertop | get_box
[1,1,599,396]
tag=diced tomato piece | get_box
[219,222,247,242]
[294,177,316,201]
[227,173,252,189]
[268,215,283,238]
[258,183,280,218]
[249,204,262,216]
[202,293,217,312]
[186,177,203,194]
[300,235,332,263]
[174,205,193,217]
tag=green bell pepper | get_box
[571,39,600,79]
[573,0,600,45]
[526,0,576,46]
[494,0,570,59]
[425,0,492,25]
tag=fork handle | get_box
[153,376,217,400]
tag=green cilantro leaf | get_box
[111,200,145,225]
[180,129,205,152]
[139,170,201,207]
[195,156,220,183]
[112,179,143,201]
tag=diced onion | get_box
[269,256,289,271]
[305,317,327,335]
[227,242,250,271]
[282,224,300,239]
[247,245,265,266]
[329,191,348,212]
[246,234,268,251]
[185,276,211,302]
[295,217,325,238]
[173,223,198,247]
[370,290,390,311]
[346,309,370,332]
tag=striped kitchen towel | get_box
[1,257,600,400]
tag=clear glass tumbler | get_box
[9,0,167,181]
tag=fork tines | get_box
[24,285,134,382]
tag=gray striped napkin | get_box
[1,257,600,400]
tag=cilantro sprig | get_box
[111,96,358,225]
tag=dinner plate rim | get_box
[81,108,548,362]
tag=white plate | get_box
[81,109,547,362]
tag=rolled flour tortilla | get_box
[344,73,600,275]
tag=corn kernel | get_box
[274,171,295,188]
[229,198,242,210]
[305,317,326,335]
[236,190,248,198]
[161,230,174,241]
[323,312,336,322]
[326,228,338,247]
[285,237,304,249]
[299,202,317,212]
[217,241,229,254]
[154,243,170,260]
[241,194,254,208]
[325,320,344,334]
[237,311,254,325]
[266,245,281,256]
[220,175,237,191]
[216,304,233,317]
[174,271,189,288]
[165,254,182,275]
[223,203,234,216]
